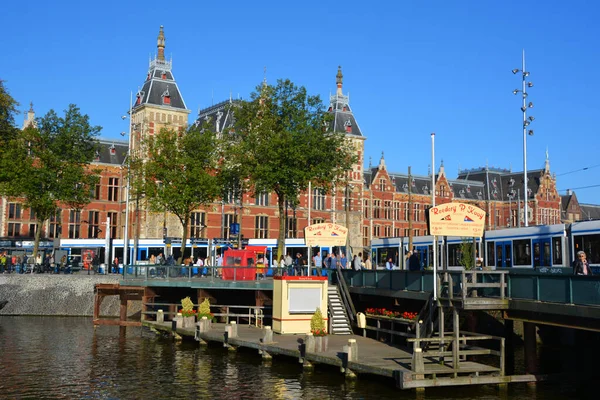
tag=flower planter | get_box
[182,316,196,329]
[314,336,328,352]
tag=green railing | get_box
[342,269,600,307]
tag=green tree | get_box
[226,79,357,259]
[0,81,20,182]
[1,104,101,258]
[459,238,475,270]
[130,124,221,263]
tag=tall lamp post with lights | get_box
[512,51,535,227]
[121,94,133,268]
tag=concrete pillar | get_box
[523,322,538,375]
[157,309,164,324]
[504,318,515,375]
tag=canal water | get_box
[0,317,589,399]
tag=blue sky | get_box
[3,1,600,203]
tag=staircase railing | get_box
[415,292,438,348]
[334,266,356,326]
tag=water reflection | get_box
[0,317,589,399]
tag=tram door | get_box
[416,246,430,270]
[495,241,512,268]
[532,239,551,268]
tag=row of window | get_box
[364,200,425,222]
[5,210,118,239]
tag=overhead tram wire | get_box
[558,184,600,192]
[556,163,600,177]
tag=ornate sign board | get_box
[428,202,486,238]
[304,223,348,247]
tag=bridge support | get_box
[524,322,538,377]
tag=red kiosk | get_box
[221,246,266,280]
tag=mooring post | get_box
[412,347,424,373]
[230,321,238,338]
[157,309,164,324]
[348,339,358,361]
[262,326,273,343]
[305,333,315,353]
[175,312,183,330]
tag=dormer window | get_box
[423,185,429,194]
[162,88,171,105]
[509,178,515,186]
[492,178,497,188]
[344,120,352,133]
[161,70,167,79]
[466,185,471,193]
[136,90,144,106]
[109,145,116,156]
[94,150,100,162]
[146,72,151,81]
[459,189,465,196]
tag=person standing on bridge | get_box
[573,251,593,276]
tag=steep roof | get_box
[132,26,188,113]
[195,100,236,133]
[580,204,600,221]
[456,167,544,202]
[327,66,363,137]
[93,139,128,166]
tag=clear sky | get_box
[3,1,600,203]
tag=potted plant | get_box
[310,307,328,352]
[179,296,197,328]
[197,298,215,321]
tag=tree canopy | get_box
[0,104,101,257]
[226,79,357,259]
[130,124,221,262]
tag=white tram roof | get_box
[571,220,600,234]
[484,224,566,240]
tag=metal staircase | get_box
[327,285,352,335]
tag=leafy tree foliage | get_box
[0,81,20,179]
[130,124,221,262]
[226,79,357,259]
[0,104,101,257]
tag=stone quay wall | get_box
[0,274,130,317]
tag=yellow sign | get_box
[428,202,486,237]
[304,223,348,246]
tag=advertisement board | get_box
[428,202,486,237]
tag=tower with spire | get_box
[130,26,190,153]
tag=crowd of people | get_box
[0,251,73,274]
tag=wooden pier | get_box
[142,320,549,390]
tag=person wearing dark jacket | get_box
[573,251,592,276]
[408,250,421,271]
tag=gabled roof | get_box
[327,66,363,137]
[456,167,545,202]
[93,139,128,166]
[132,27,188,113]
[580,204,600,220]
[195,100,236,133]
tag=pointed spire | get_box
[336,66,343,96]
[157,25,166,61]
[378,151,386,170]
[439,159,445,177]
[545,147,550,173]
[369,156,372,169]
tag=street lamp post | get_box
[122,93,133,269]
[513,50,534,227]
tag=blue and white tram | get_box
[483,224,568,269]
[570,220,600,273]
[371,237,404,269]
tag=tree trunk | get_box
[277,194,286,262]
[33,219,45,260]
[179,217,189,265]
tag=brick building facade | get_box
[1,26,583,259]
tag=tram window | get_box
[448,244,461,266]
[576,234,600,264]
[514,239,531,265]
[533,243,541,268]
[496,244,502,268]
[552,237,562,265]
[543,241,551,266]
[487,242,495,268]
